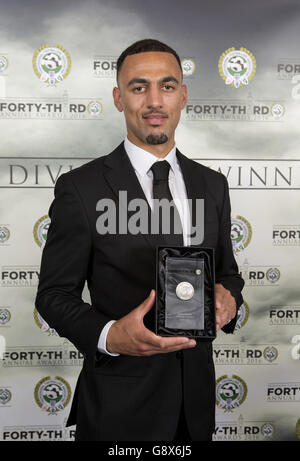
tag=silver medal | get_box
[176,281,194,301]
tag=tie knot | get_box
[150,160,171,182]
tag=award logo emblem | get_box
[181,59,196,77]
[0,308,11,325]
[235,300,249,330]
[266,267,280,283]
[0,226,10,243]
[34,308,56,336]
[218,47,256,88]
[0,55,8,73]
[271,103,285,120]
[263,346,278,363]
[87,100,103,117]
[231,216,252,255]
[216,375,247,412]
[34,376,71,414]
[33,44,71,86]
[261,423,275,439]
[33,215,50,248]
[0,388,12,405]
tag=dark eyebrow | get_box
[127,76,180,87]
[127,78,148,87]
[161,76,179,85]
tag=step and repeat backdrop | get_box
[0,0,300,442]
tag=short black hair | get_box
[116,38,182,82]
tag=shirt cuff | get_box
[97,320,120,356]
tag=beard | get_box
[146,133,168,145]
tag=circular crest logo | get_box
[0,55,8,73]
[87,100,103,116]
[231,215,252,254]
[271,103,285,120]
[33,44,71,86]
[263,346,278,363]
[34,376,71,414]
[261,422,275,439]
[181,59,196,77]
[218,47,256,88]
[0,388,12,405]
[235,300,249,330]
[33,215,50,248]
[34,308,56,336]
[0,308,11,325]
[266,267,280,283]
[0,226,10,243]
[216,375,247,412]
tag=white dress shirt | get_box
[97,137,191,356]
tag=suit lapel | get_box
[176,149,205,231]
[102,143,205,249]
[103,142,169,249]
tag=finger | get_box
[141,339,197,356]
[215,300,223,310]
[216,310,226,330]
[215,294,225,310]
[216,310,234,330]
[216,312,227,328]
[136,289,156,317]
[160,339,197,353]
[142,330,194,350]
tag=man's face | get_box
[113,51,187,151]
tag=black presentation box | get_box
[155,246,216,341]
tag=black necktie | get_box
[150,161,183,246]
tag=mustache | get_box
[142,109,168,118]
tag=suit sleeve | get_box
[35,173,111,363]
[215,175,244,333]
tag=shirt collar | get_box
[124,137,177,177]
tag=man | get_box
[35,39,244,441]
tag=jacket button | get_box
[176,351,183,359]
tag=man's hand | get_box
[215,283,237,331]
[106,290,196,356]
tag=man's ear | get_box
[181,84,187,110]
[113,86,123,112]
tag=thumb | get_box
[137,289,156,317]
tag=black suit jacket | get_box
[35,142,244,441]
